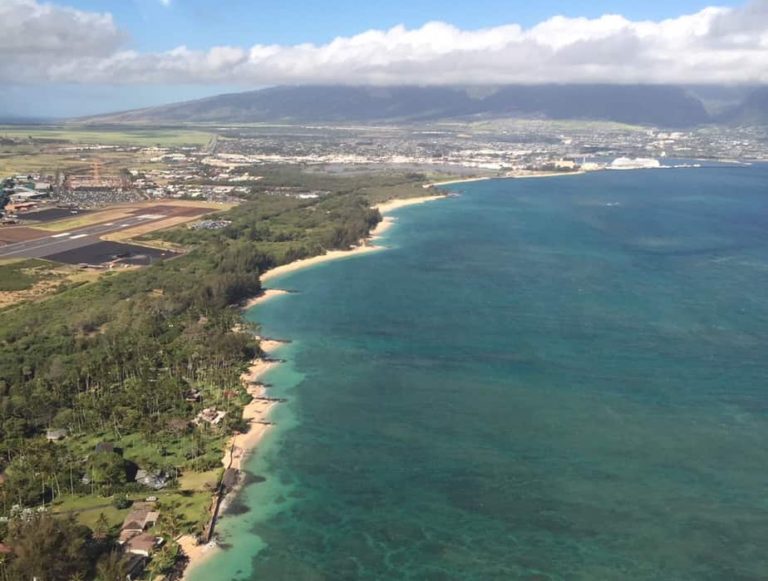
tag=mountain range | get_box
[78,85,768,127]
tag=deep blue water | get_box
[192,165,768,580]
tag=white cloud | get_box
[159,0,172,6]
[0,0,121,56]
[3,0,768,86]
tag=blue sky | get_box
[1,0,761,118]
[72,0,743,51]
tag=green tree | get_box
[89,452,127,493]
[95,550,128,581]
[147,541,179,577]
[94,512,110,540]
[6,513,91,580]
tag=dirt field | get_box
[0,227,49,244]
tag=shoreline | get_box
[260,194,447,284]
[426,170,586,188]
[242,288,291,310]
[506,170,586,179]
[179,193,445,578]
[178,351,282,578]
[425,176,492,187]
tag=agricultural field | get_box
[0,149,126,176]
[0,125,214,147]
[0,125,215,174]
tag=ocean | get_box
[190,164,768,580]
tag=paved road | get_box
[0,214,167,259]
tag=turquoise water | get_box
[191,165,768,580]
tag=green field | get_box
[0,125,214,147]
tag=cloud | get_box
[3,0,768,86]
[159,0,172,6]
[0,0,121,56]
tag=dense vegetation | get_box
[0,170,411,578]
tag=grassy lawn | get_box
[52,495,132,530]
[178,469,221,492]
[159,490,215,533]
[51,466,221,533]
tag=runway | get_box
[0,214,168,260]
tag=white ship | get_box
[609,157,661,170]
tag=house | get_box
[119,502,159,539]
[46,428,68,441]
[195,407,226,426]
[125,533,159,557]
[135,469,169,490]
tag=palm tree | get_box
[95,551,128,581]
[94,512,110,541]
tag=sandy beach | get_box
[260,244,383,283]
[178,353,282,578]
[242,288,290,309]
[425,170,588,189]
[424,176,492,188]
[223,359,280,473]
[506,170,586,179]
[180,194,446,578]
[374,194,448,213]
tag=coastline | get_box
[425,176,492,188]
[507,170,586,179]
[178,193,445,578]
[260,194,446,283]
[425,170,586,188]
[178,351,282,578]
[242,288,290,310]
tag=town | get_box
[3,120,767,222]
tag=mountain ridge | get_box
[76,84,768,127]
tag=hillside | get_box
[718,86,768,125]
[79,85,712,127]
